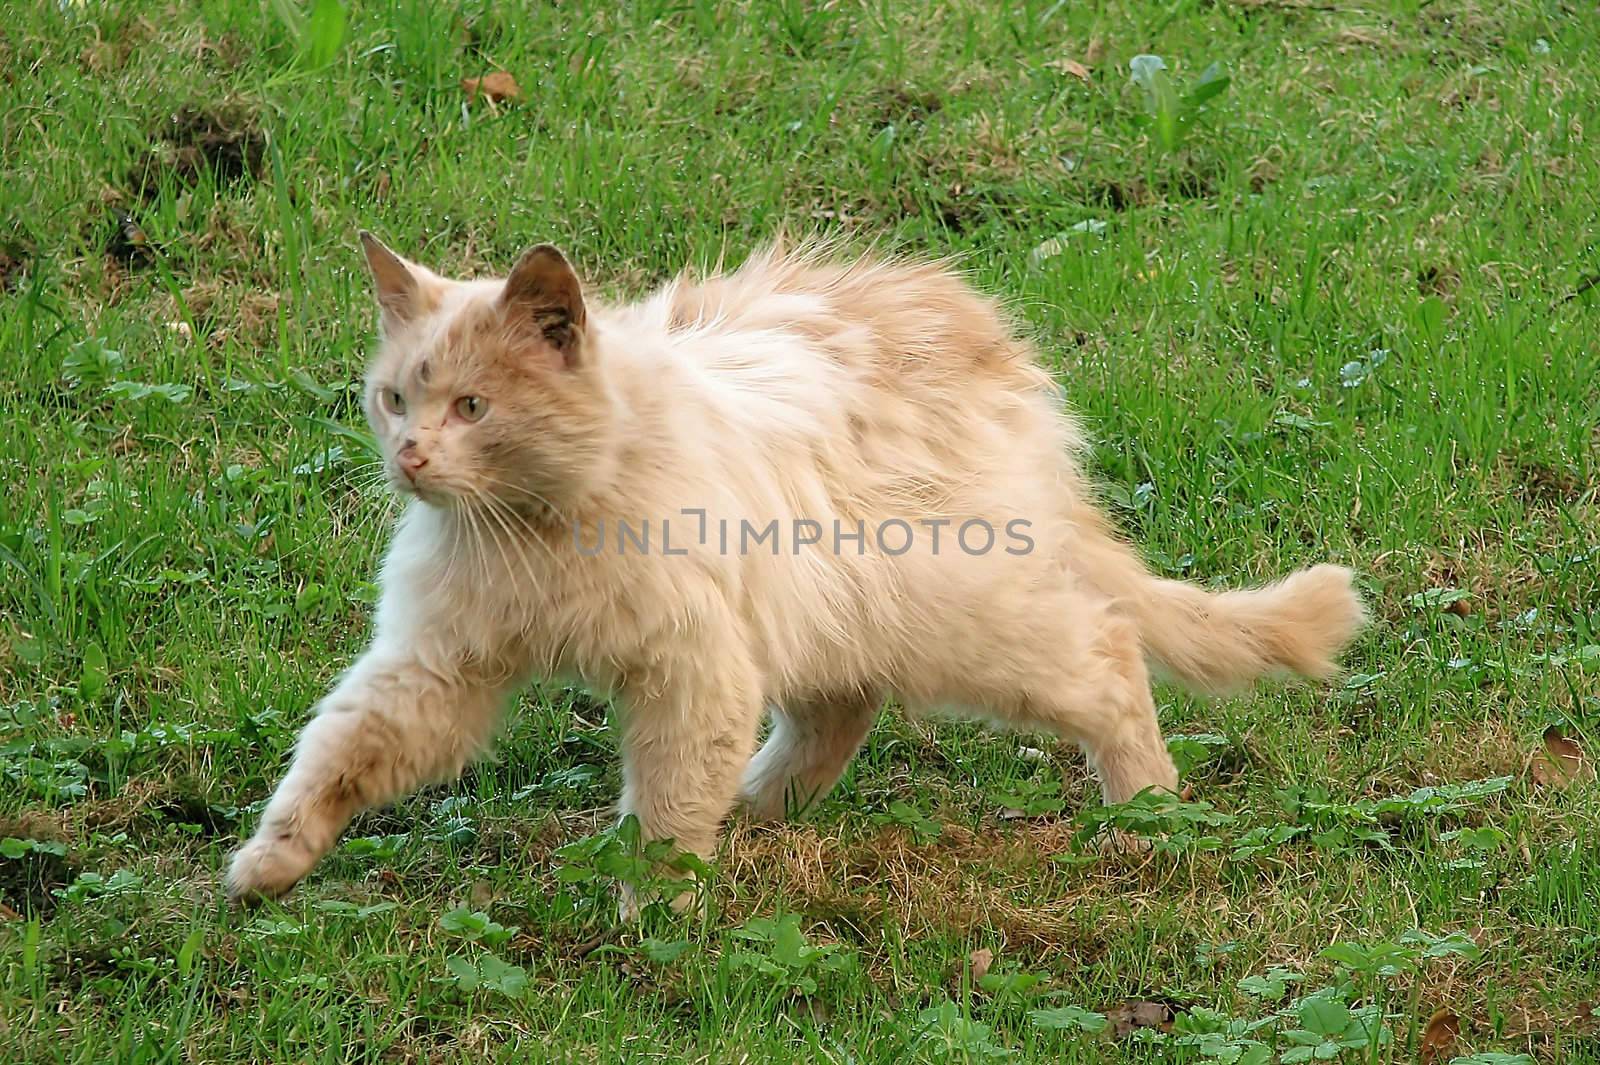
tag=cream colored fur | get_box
[225,237,1366,904]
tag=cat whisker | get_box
[484,492,563,572]
[463,479,568,571]
[472,474,571,526]
[470,487,547,597]
[441,498,474,591]
[462,499,493,591]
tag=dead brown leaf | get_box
[1085,36,1106,66]
[1532,726,1591,789]
[1419,1009,1461,1065]
[1444,596,1472,617]
[571,926,621,959]
[462,71,522,104]
[0,248,24,294]
[1050,57,1091,81]
[968,947,995,982]
[108,210,153,266]
[1105,999,1179,1038]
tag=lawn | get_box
[1,0,1597,1061]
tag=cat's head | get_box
[358,233,612,515]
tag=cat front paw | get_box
[1094,827,1155,857]
[616,883,702,922]
[224,834,320,904]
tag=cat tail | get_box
[1071,506,1366,694]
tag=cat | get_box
[224,234,1365,905]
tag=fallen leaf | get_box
[1419,1008,1461,1064]
[1532,726,1591,789]
[969,947,995,982]
[0,248,22,294]
[1104,999,1179,1038]
[1051,57,1091,81]
[1085,36,1106,66]
[462,71,522,104]
[108,209,154,265]
[1444,597,1472,617]
[573,926,622,959]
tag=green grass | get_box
[2,0,1598,1061]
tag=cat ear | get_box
[359,231,428,329]
[501,244,587,364]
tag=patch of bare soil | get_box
[128,102,266,201]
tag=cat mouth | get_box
[389,467,454,506]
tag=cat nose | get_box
[398,441,428,474]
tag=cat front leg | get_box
[615,643,763,915]
[225,649,512,902]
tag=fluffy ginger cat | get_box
[225,235,1365,904]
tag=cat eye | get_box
[382,388,406,416]
[455,396,487,422]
